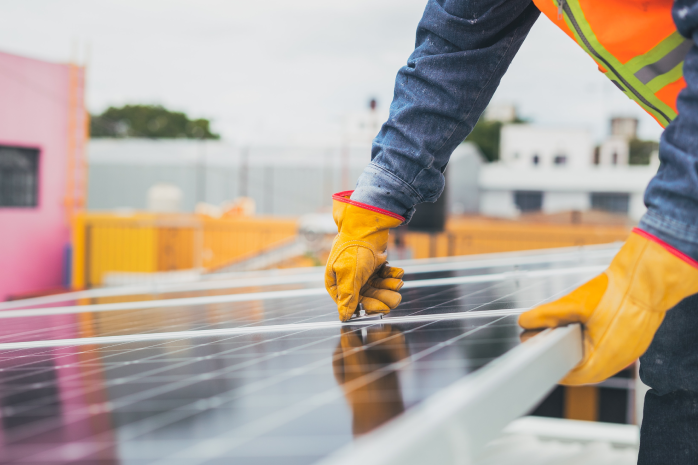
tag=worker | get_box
[324,1,698,462]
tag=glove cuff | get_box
[633,227,698,269]
[332,190,405,222]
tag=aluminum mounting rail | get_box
[317,324,583,465]
[0,244,618,311]
[0,266,603,319]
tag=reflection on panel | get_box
[0,314,519,464]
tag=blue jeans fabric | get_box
[640,0,698,260]
[352,0,698,263]
[351,0,540,223]
[639,293,698,465]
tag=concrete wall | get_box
[0,51,80,300]
[87,140,485,217]
[88,140,368,215]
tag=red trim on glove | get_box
[332,190,405,222]
[633,227,698,269]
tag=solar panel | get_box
[0,246,612,464]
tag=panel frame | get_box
[318,324,582,465]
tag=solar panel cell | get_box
[0,247,614,464]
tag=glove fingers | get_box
[362,287,402,309]
[335,247,375,322]
[360,296,391,314]
[379,265,404,279]
[518,274,609,329]
[370,277,404,291]
[518,301,587,329]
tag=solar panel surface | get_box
[0,246,615,464]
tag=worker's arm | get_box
[350,0,540,220]
[640,0,698,261]
[325,0,540,321]
[520,0,698,385]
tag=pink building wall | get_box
[0,50,85,301]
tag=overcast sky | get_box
[0,0,663,145]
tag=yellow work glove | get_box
[519,228,698,385]
[325,191,405,322]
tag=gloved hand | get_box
[519,228,698,385]
[325,191,405,322]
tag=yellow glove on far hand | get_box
[519,228,698,385]
[325,191,405,322]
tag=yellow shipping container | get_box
[72,212,297,288]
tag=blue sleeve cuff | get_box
[350,162,422,224]
[639,209,698,262]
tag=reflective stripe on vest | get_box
[534,0,691,128]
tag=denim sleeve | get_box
[351,0,540,221]
[640,0,698,261]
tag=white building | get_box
[480,123,658,221]
[499,125,593,170]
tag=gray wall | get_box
[446,143,483,215]
[88,140,367,215]
[87,139,482,216]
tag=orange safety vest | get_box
[533,0,691,127]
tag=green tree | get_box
[90,104,220,139]
[464,116,527,162]
[629,139,659,165]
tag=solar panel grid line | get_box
[0,327,332,450]
[146,317,510,465]
[0,244,619,311]
[125,324,426,442]
[0,300,334,388]
[0,280,444,385]
[0,263,591,350]
[0,253,611,464]
[0,274,565,458]
[318,324,583,465]
[3,290,466,440]
[0,265,604,319]
[0,276,529,388]
[390,247,616,274]
[11,317,441,462]
[0,268,580,414]
[0,284,340,346]
[0,309,527,350]
[8,316,556,460]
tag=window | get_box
[515,191,543,213]
[0,145,39,207]
[553,155,567,166]
[593,147,600,165]
[591,192,630,214]
[612,152,618,165]
[532,154,540,166]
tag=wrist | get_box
[353,163,420,223]
[333,191,405,222]
[633,227,698,269]
[638,210,698,265]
